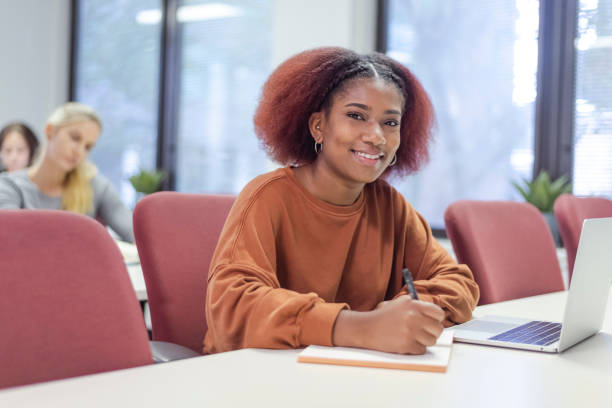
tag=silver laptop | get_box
[451,217,612,353]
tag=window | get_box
[73,0,162,207]
[173,0,274,193]
[573,0,612,196]
[73,0,273,206]
[385,0,540,228]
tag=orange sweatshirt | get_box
[203,167,479,353]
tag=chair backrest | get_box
[554,194,612,281]
[0,210,152,390]
[133,192,235,353]
[444,200,564,305]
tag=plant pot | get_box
[542,212,562,247]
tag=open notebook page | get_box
[297,330,454,373]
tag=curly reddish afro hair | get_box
[254,47,435,178]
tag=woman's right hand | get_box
[332,295,444,354]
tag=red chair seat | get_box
[0,210,152,389]
[554,194,612,281]
[133,192,235,353]
[444,200,564,305]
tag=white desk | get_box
[1,289,611,407]
[114,239,148,301]
[126,262,147,301]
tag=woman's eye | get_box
[347,112,364,120]
[385,120,400,127]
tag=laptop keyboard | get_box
[488,321,562,346]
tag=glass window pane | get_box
[74,0,161,207]
[386,0,539,228]
[174,0,274,194]
[573,0,612,196]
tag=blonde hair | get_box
[47,102,102,214]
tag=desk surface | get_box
[115,240,148,301]
[1,289,611,407]
[126,262,147,301]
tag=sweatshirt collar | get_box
[283,166,366,216]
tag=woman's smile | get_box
[352,148,385,166]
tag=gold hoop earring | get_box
[389,154,397,166]
[314,140,323,154]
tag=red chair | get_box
[554,194,612,281]
[444,200,564,305]
[0,210,152,390]
[133,192,235,353]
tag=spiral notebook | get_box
[297,330,454,373]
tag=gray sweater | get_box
[0,170,134,242]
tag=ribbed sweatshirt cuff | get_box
[298,302,348,346]
[416,293,455,327]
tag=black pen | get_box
[402,268,419,300]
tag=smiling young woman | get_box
[0,102,134,242]
[203,47,479,355]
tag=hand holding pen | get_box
[333,266,444,354]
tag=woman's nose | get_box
[362,123,386,145]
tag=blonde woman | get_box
[0,102,134,242]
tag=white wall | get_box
[272,0,378,67]
[0,0,70,138]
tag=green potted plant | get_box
[129,169,166,196]
[512,170,572,246]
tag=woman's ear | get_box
[308,112,323,143]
